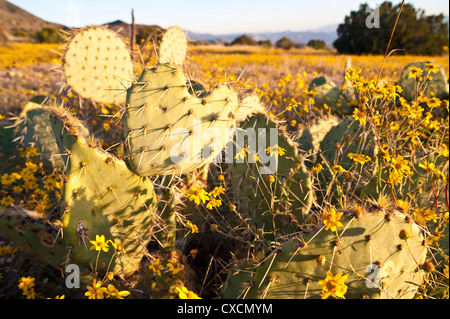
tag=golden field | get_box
[0,42,448,115]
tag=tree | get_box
[333,1,449,55]
[231,35,255,46]
[307,39,327,50]
[258,39,273,48]
[275,37,296,50]
[35,27,63,43]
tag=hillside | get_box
[0,0,62,41]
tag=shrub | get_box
[307,39,327,50]
[231,35,256,46]
[275,37,296,50]
[35,27,63,43]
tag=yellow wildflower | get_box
[311,163,324,174]
[347,153,371,165]
[167,260,182,275]
[408,66,423,79]
[23,288,36,299]
[388,169,403,186]
[18,277,35,292]
[266,144,286,157]
[0,196,15,206]
[427,96,441,109]
[318,271,348,299]
[399,229,411,240]
[235,146,249,160]
[109,238,126,254]
[322,208,343,232]
[176,286,201,299]
[391,155,413,176]
[105,284,130,299]
[186,221,199,233]
[190,249,198,258]
[414,208,438,224]
[85,279,107,299]
[206,197,222,210]
[332,165,345,174]
[389,121,400,131]
[20,147,38,157]
[425,63,439,74]
[419,161,435,174]
[209,186,225,198]
[353,108,366,125]
[90,235,109,253]
[149,258,163,276]
[1,173,20,187]
[185,187,209,205]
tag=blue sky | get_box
[8,0,450,34]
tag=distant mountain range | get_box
[186,25,339,46]
[1,0,448,47]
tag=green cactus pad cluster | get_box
[361,151,448,205]
[0,206,67,270]
[298,114,341,168]
[12,96,66,171]
[123,63,238,176]
[223,209,427,299]
[63,27,133,104]
[228,113,313,235]
[314,117,375,194]
[0,122,16,172]
[399,61,449,101]
[49,104,159,275]
[309,76,353,114]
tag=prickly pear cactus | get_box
[313,117,375,201]
[228,112,313,235]
[310,77,340,105]
[298,114,341,168]
[63,27,133,104]
[49,104,159,276]
[0,206,67,270]
[235,90,266,123]
[361,151,448,205]
[12,96,68,171]
[399,61,449,101]
[159,26,188,65]
[309,76,352,114]
[0,121,16,171]
[223,209,427,299]
[123,63,238,176]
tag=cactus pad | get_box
[159,27,188,65]
[228,113,313,234]
[50,105,159,275]
[124,63,238,176]
[63,27,133,104]
[224,209,427,299]
[0,206,67,270]
[399,61,449,101]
